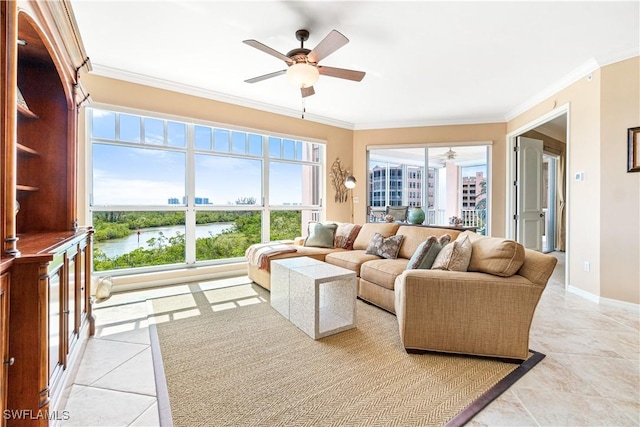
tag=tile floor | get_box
[61,253,640,426]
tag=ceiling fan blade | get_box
[244,69,287,84]
[301,86,315,98]
[307,30,349,63]
[318,66,366,82]
[243,39,293,64]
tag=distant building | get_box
[462,171,486,209]
[368,165,435,208]
[167,196,210,205]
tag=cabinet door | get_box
[66,246,79,360]
[0,273,9,427]
[79,240,89,321]
[48,254,64,384]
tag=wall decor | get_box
[628,127,640,172]
[330,158,350,203]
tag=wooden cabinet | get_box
[1,1,93,425]
[7,231,93,427]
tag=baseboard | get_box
[599,295,640,311]
[567,285,600,304]
[103,263,248,293]
[567,285,640,310]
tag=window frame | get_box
[366,143,491,232]
[86,104,326,275]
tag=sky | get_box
[91,108,487,208]
[90,109,309,206]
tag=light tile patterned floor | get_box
[61,254,640,426]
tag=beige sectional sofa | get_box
[246,221,558,360]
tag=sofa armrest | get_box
[394,269,545,360]
[294,236,305,245]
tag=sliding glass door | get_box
[367,145,489,234]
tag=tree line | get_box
[93,210,301,271]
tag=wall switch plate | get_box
[353,197,359,203]
[575,172,585,181]
[584,261,590,272]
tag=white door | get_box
[516,136,544,250]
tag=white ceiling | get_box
[69,1,639,130]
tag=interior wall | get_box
[352,123,508,236]
[508,56,640,305]
[599,57,640,304]
[77,74,355,224]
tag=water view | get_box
[94,223,234,258]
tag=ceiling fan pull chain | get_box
[302,98,306,119]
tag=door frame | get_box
[543,153,559,253]
[505,104,570,285]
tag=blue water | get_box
[94,223,234,258]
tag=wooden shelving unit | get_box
[1,2,94,425]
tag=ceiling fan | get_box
[243,29,366,98]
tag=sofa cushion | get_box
[304,222,337,248]
[467,235,525,277]
[365,233,404,259]
[334,223,362,250]
[325,250,380,276]
[406,235,451,269]
[396,226,459,259]
[431,235,472,271]
[353,222,400,250]
[360,258,409,290]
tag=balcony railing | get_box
[369,207,485,231]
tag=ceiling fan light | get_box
[445,148,457,160]
[286,63,319,88]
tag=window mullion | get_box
[185,124,196,264]
[262,134,270,243]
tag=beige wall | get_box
[78,74,354,223]
[352,123,508,235]
[508,56,639,304]
[599,57,640,303]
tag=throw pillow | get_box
[334,223,362,250]
[406,234,451,269]
[431,235,472,271]
[467,236,525,277]
[365,232,405,259]
[304,222,337,248]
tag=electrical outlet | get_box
[584,261,590,272]
[353,197,359,203]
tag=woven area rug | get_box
[148,283,543,427]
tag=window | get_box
[367,145,489,234]
[89,108,325,273]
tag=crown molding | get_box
[89,64,357,130]
[353,115,505,131]
[596,46,640,69]
[505,50,639,122]
[504,58,600,122]
[89,65,506,131]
